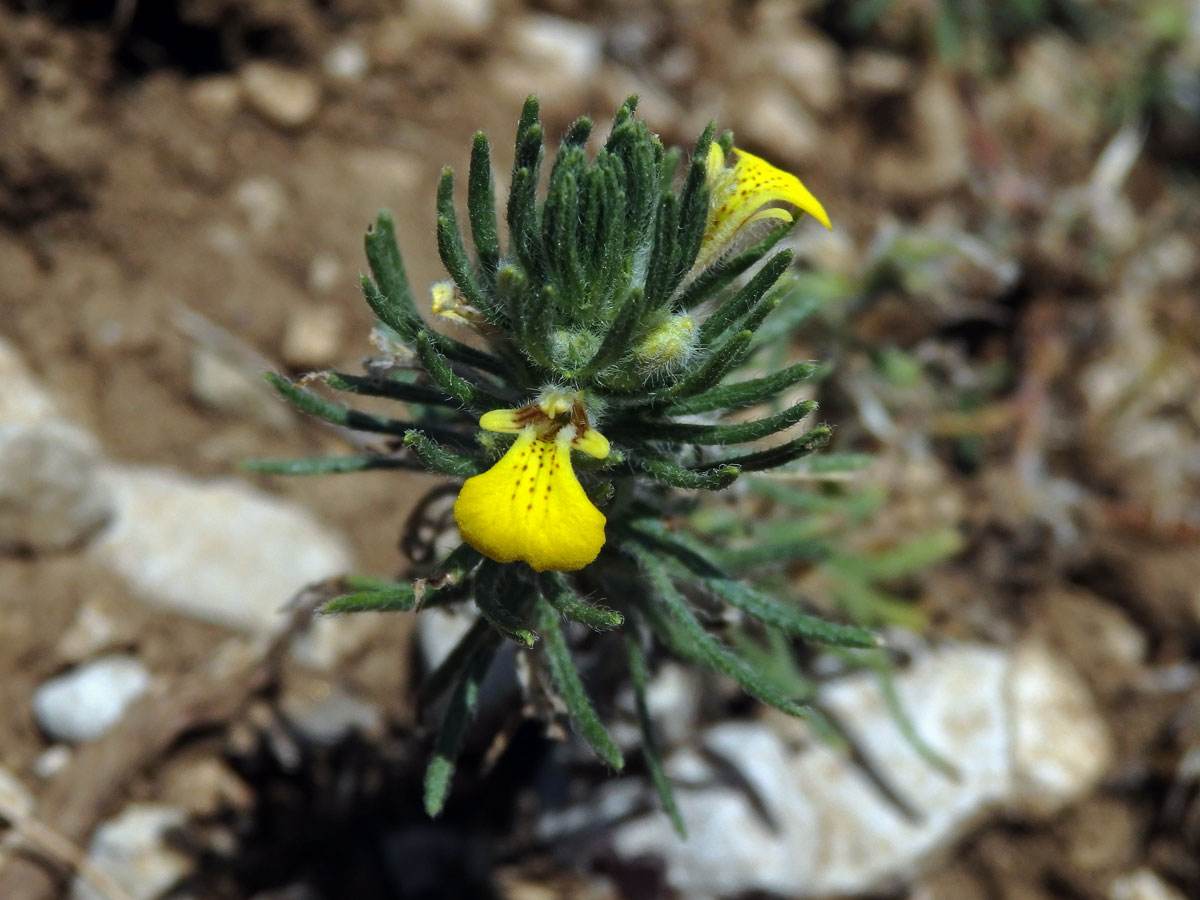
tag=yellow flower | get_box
[695,143,832,271]
[453,390,610,572]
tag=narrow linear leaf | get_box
[623,541,816,720]
[699,425,831,472]
[474,560,537,647]
[322,584,417,614]
[613,398,818,446]
[414,331,508,411]
[657,330,752,401]
[424,637,499,817]
[638,457,740,491]
[661,362,821,416]
[697,250,793,348]
[535,597,624,769]
[706,578,879,649]
[325,372,464,409]
[265,373,474,447]
[577,287,645,378]
[403,430,485,478]
[364,210,419,326]
[625,629,686,837]
[539,572,624,631]
[242,456,416,476]
[676,221,795,311]
[437,167,499,322]
[468,132,501,280]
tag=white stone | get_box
[566,642,1110,900]
[72,805,191,900]
[322,42,369,82]
[500,16,603,106]
[1109,869,1187,900]
[87,465,357,666]
[1009,640,1113,818]
[406,0,494,38]
[33,654,152,743]
[738,86,821,163]
[240,62,320,130]
[280,304,343,369]
[0,418,112,552]
[771,35,843,115]
[56,602,119,662]
[417,606,478,671]
[0,336,59,425]
[188,348,292,430]
[281,682,382,746]
[33,745,73,778]
[233,175,288,235]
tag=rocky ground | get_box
[1,1,1199,899]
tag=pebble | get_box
[55,602,119,662]
[72,804,191,900]
[405,0,494,38]
[32,654,152,743]
[0,418,113,553]
[322,41,369,82]
[543,642,1112,900]
[874,72,969,198]
[240,62,321,130]
[233,175,288,235]
[1109,869,1187,900]
[847,49,914,98]
[495,16,603,112]
[280,304,344,369]
[187,75,242,120]
[770,34,843,115]
[1008,641,1113,818]
[86,465,360,669]
[0,336,59,425]
[737,85,821,163]
[280,680,383,746]
[188,347,293,430]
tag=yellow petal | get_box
[570,425,610,459]
[478,408,526,432]
[453,430,606,572]
[696,145,831,270]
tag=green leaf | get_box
[324,371,465,410]
[242,455,416,476]
[623,541,817,720]
[424,635,499,816]
[576,287,645,378]
[705,578,878,648]
[703,425,831,472]
[322,584,417,613]
[414,331,509,412]
[539,572,624,630]
[402,430,485,478]
[364,210,419,332]
[535,597,624,769]
[474,560,537,647]
[437,167,498,323]
[696,250,793,348]
[467,132,501,282]
[675,221,795,311]
[614,398,818,446]
[661,362,821,416]
[637,457,741,490]
[625,629,686,837]
[655,329,752,401]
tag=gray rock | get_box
[406,0,494,38]
[0,418,113,552]
[0,339,112,552]
[72,804,190,900]
[33,654,152,743]
[322,42,369,82]
[546,642,1112,900]
[87,465,362,669]
[240,62,320,130]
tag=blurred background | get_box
[1,1,1199,898]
